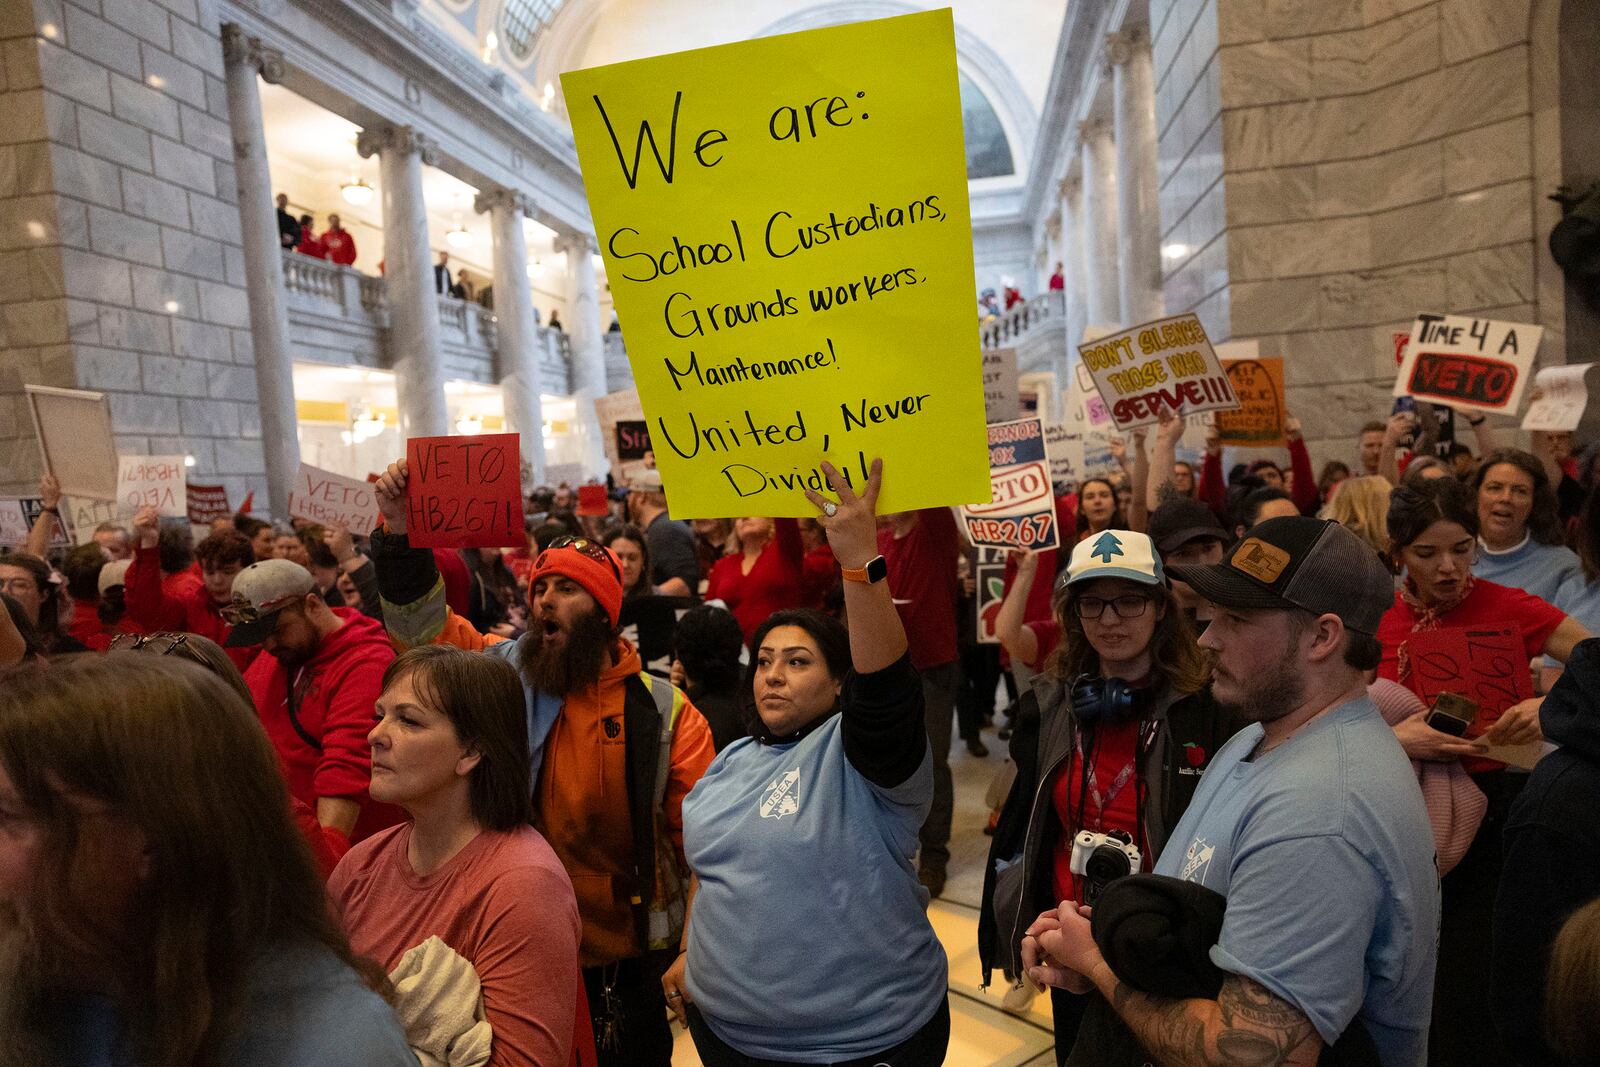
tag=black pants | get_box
[1051,987,1090,1066]
[1429,770,1525,1067]
[918,661,960,871]
[957,641,1001,740]
[582,950,675,1067]
[685,998,950,1067]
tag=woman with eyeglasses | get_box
[1376,476,1589,1066]
[979,530,1234,1064]
[0,553,85,655]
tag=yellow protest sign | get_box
[1214,357,1287,447]
[562,11,989,517]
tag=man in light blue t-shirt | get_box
[1026,517,1439,1067]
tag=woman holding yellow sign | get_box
[668,458,951,1066]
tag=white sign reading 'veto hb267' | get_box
[117,455,186,518]
[287,463,382,532]
[1521,363,1594,432]
[1393,313,1543,415]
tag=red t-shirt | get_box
[296,232,326,259]
[1027,618,1063,673]
[1377,579,1564,768]
[161,564,204,603]
[878,507,960,670]
[705,519,804,641]
[330,823,582,1067]
[1050,719,1145,904]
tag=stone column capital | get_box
[1104,29,1142,66]
[474,187,534,217]
[356,125,439,166]
[553,232,598,257]
[221,23,286,83]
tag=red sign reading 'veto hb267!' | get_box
[405,433,523,548]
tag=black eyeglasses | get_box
[1073,595,1152,620]
[536,536,622,586]
[109,632,190,655]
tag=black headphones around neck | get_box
[1070,675,1149,725]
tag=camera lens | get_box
[1085,843,1133,884]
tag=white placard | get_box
[1521,364,1594,432]
[1043,420,1083,486]
[116,455,186,518]
[287,463,381,532]
[65,496,119,544]
[25,385,118,500]
[982,347,1020,423]
[1393,313,1543,415]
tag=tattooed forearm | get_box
[1103,971,1322,1067]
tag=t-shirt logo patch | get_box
[1231,538,1290,584]
[602,716,622,742]
[759,770,801,820]
[1180,837,1215,883]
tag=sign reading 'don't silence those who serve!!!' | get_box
[958,418,1060,552]
[404,434,523,548]
[1394,313,1543,415]
[1078,313,1238,431]
[562,11,989,518]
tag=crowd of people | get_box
[4,391,1600,1066]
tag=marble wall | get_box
[1187,0,1560,463]
[0,0,261,504]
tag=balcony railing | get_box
[981,289,1065,349]
[281,249,574,393]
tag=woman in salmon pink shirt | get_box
[329,646,585,1067]
[705,516,805,640]
[1377,476,1588,1067]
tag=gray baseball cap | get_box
[1166,516,1393,635]
[223,558,315,647]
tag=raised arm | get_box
[123,506,184,631]
[995,551,1041,669]
[806,458,904,673]
[1285,415,1318,515]
[1128,426,1150,533]
[372,459,494,650]
[24,474,62,560]
[1379,410,1412,487]
[1146,406,1184,512]
[1198,424,1226,518]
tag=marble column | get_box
[357,125,447,439]
[1061,176,1090,349]
[555,233,609,478]
[475,188,546,486]
[1109,29,1164,326]
[221,25,298,518]
[1079,118,1122,328]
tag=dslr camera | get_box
[1070,829,1142,905]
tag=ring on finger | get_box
[822,501,838,517]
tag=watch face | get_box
[866,556,888,583]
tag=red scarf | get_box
[1396,574,1474,683]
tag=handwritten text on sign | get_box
[289,464,381,533]
[1403,624,1532,734]
[1078,313,1238,430]
[1393,313,1543,414]
[958,419,1060,551]
[1214,358,1286,447]
[117,455,186,518]
[1521,363,1594,432]
[405,434,523,548]
[562,11,989,517]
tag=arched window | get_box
[501,0,566,61]
[959,72,1014,179]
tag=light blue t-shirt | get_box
[1474,535,1580,604]
[1154,697,1439,1066]
[681,714,948,1060]
[1554,570,1600,635]
[43,940,415,1066]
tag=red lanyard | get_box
[1074,732,1136,830]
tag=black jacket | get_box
[1492,637,1600,1065]
[978,671,1238,987]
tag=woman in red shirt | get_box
[1378,476,1588,1067]
[705,516,804,640]
[330,646,586,1067]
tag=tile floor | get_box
[671,721,1060,1065]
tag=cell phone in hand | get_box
[1424,692,1478,737]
